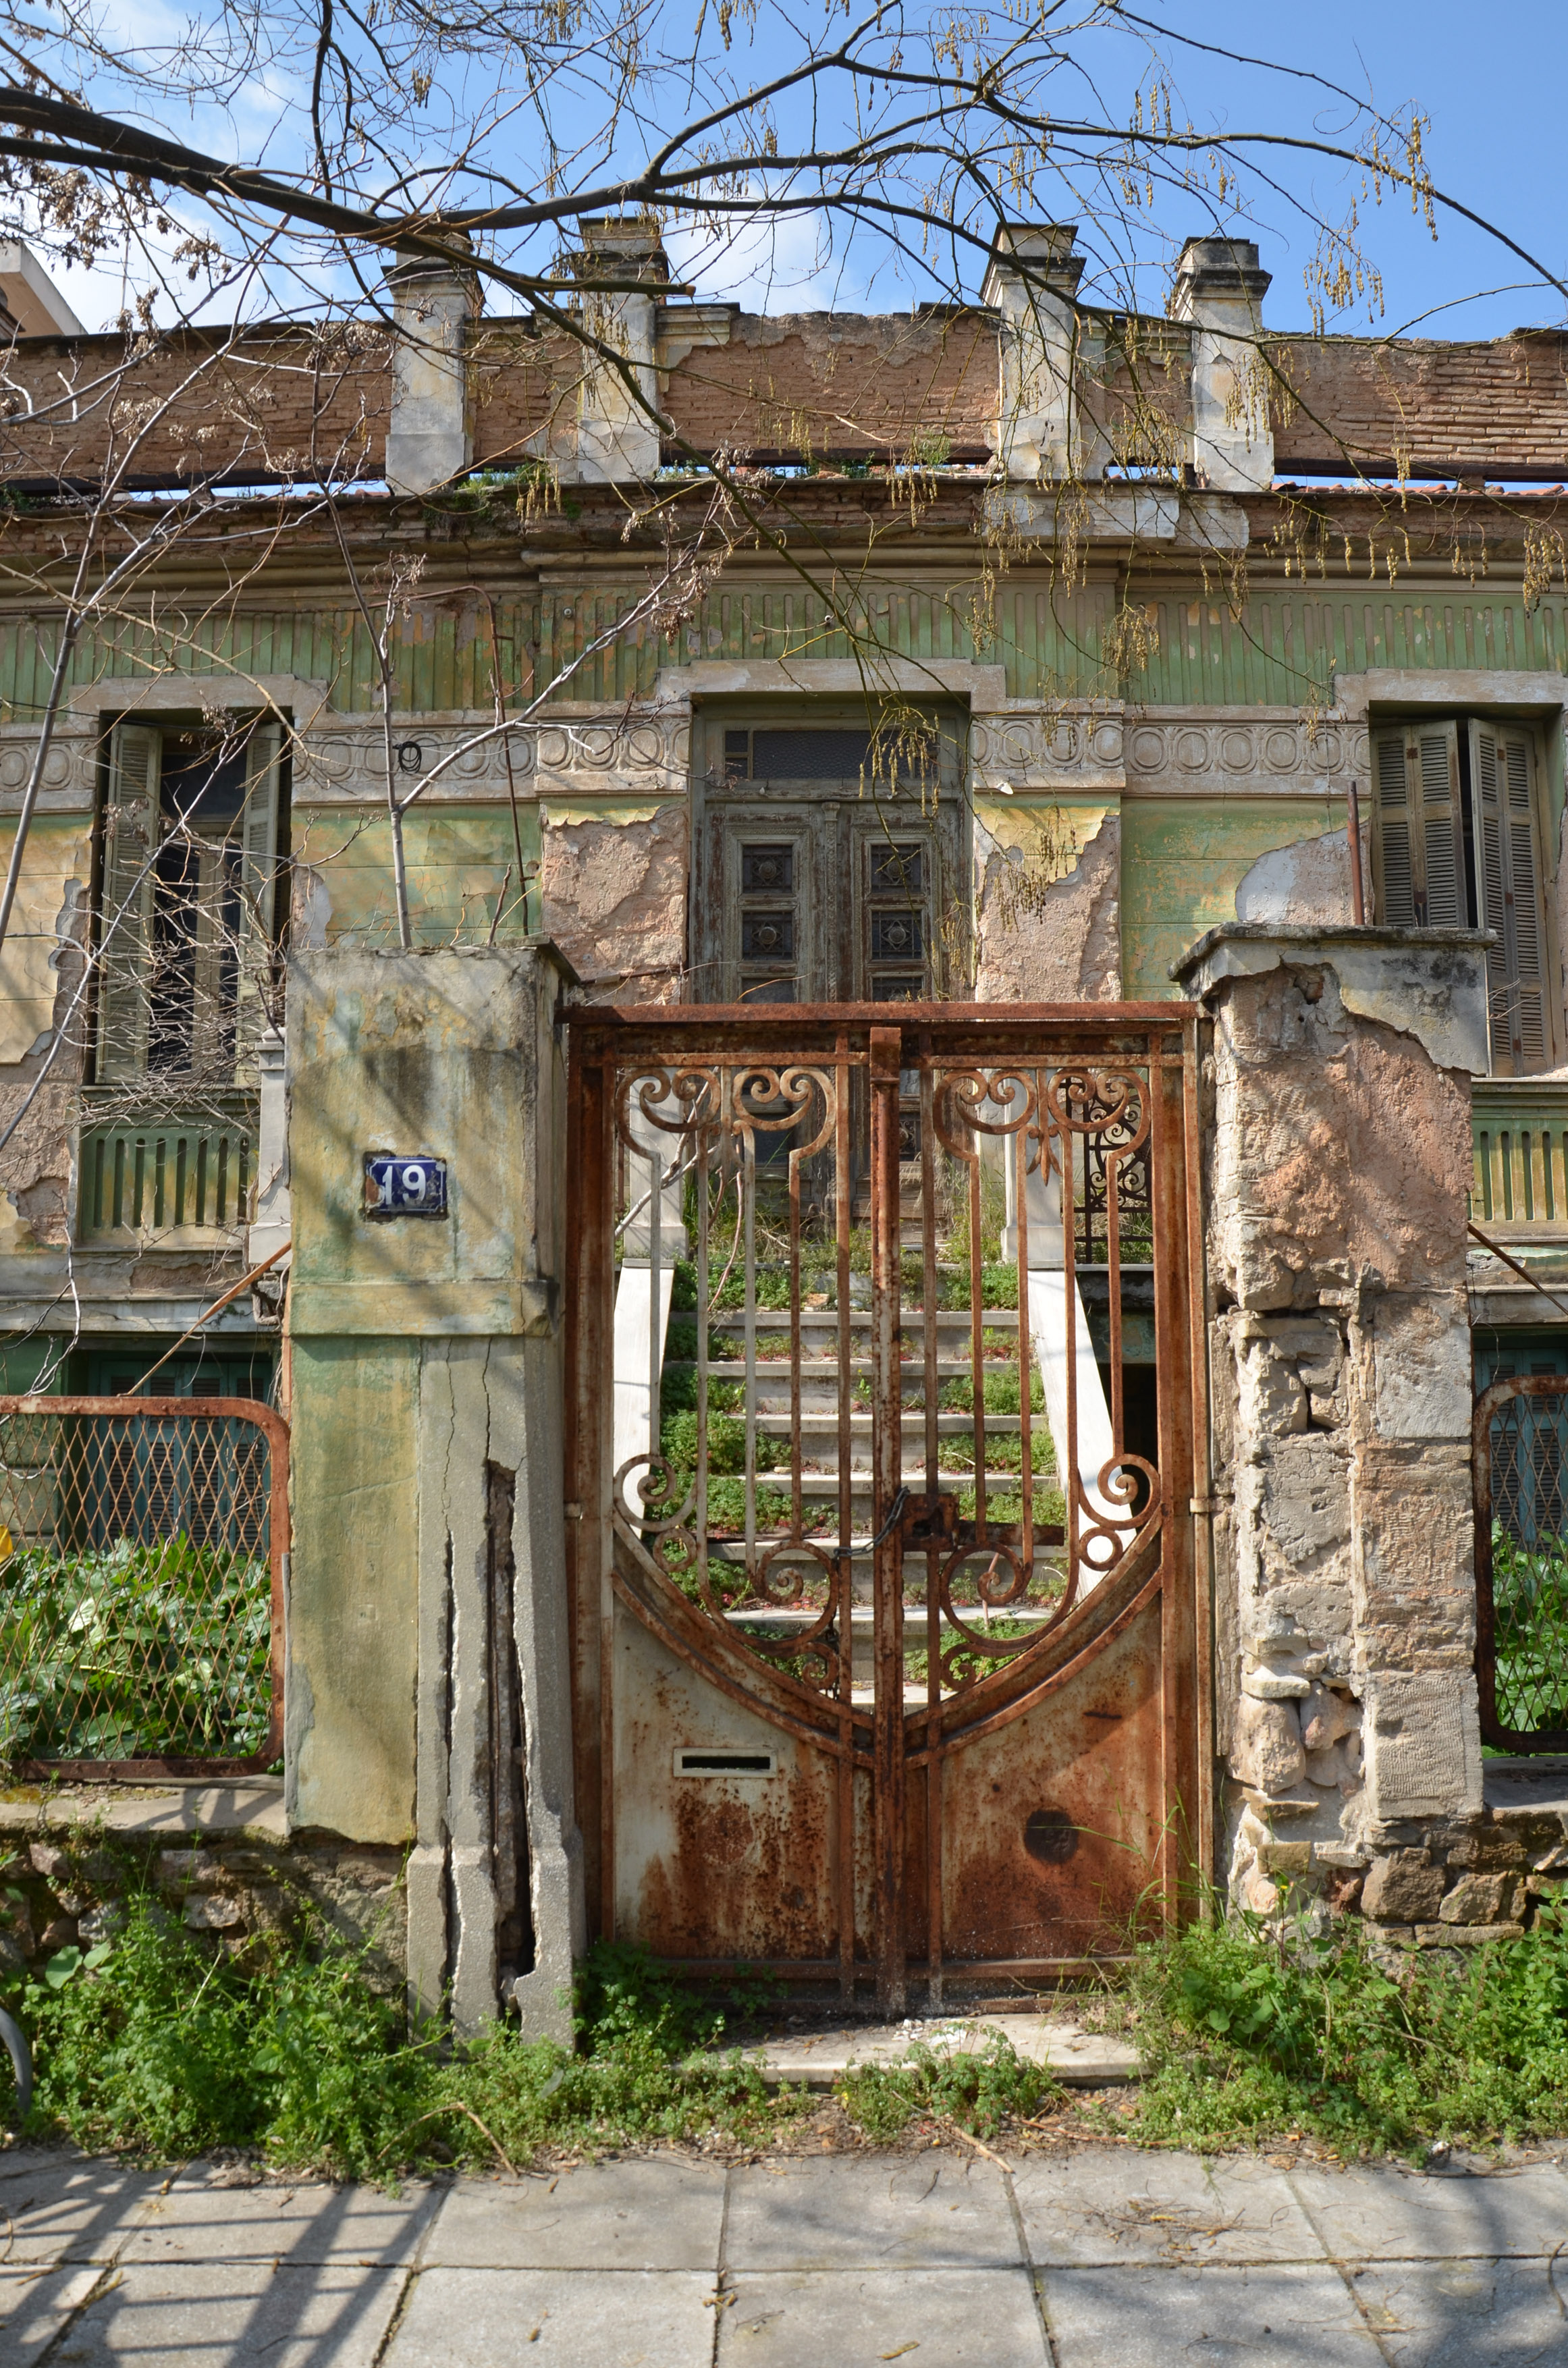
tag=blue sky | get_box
[34,0,1568,340]
[1149,1,1567,338]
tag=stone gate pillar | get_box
[1174,924,1495,1928]
[285,942,585,2039]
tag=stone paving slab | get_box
[7,2143,1568,2366]
[1011,2146,1326,2266]
[118,2163,440,2266]
[0,2152,163,2265]
[38,2258,405,2366]
[1345,2255,1568,2365]
[722,2154,1017,2269]
[1287,2159,1568,2259]
[713,2267,1050,2365]
[736,2014,1140,2089]
[423,2158,727,2270]
[1039,2261,1386,2366]
[386,2264,716,2367]
[0,2262,107,2366]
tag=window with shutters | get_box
[1370,716,1558,1076]
[94,716,284,1087]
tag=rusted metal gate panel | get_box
[566,1006,1206,2006]
[1475,1374,1568,1752]
[0,1396,286,1779]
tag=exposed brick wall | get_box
[7,310,1568,487]
[1272,332,1568,479]
[0,324,391,489]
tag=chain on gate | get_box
[0,1396,286,1775]
[1475,1374,1568,1750]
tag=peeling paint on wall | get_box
[1234,824,1368,930]
[539,802,687,998]
[973,803,1120,1002]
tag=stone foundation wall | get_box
[0,1821,406,1992]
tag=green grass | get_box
[1125,1898,1568,2154]
[0,1538,271,1763]
[14,1874,1568,2172]
[11,1909,803,2176]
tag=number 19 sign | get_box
[363,1154,448,1219]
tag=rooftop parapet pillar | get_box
[981,221,1101,483]
[1171,236,1274,493]
[384,248,477,496]
[564,215,667,485]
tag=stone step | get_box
[698,2014,1139,2089]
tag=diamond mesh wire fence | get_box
[0,1398,285,1775]
[1476,1375,1568,1750]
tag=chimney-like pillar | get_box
[980,223,1100,483]
[562,215,666,485]
[384,248,475,496]
[1171,236,1274,493]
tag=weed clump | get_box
[1127,1900,1568,2154]
[838,2029,1054,2141]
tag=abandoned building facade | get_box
[0,219,1563,2024]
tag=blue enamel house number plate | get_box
[364,1154,448,1218]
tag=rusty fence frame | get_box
[566,1000,1213,2002]
[0,1394,288,1781]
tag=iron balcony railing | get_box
[76,1094,256,1246]
[1471,1078,1568,1239]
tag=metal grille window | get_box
[0,1396,285,1775]
[1371,716,1556,1073]
[97,716,284,1085]
[1475,1373,1568,1750]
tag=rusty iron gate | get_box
[1475,1374,1568,1752]
[566,1006,1208,2007]
[0,1396,287,1779]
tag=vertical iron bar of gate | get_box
[919,1033,942,2006]
[1182,1015,1216,1892]
[869,1022,907,2013]
[1154,1032,1200,1917]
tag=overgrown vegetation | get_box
[15,1866,1568,2174]
[0,1539,272,1762]
[1127,1900,1568,2153]
[10,1910,796,2176]
[1490,1525,1568,1733]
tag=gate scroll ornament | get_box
[568,1007,1206,2010]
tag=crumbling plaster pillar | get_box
[1173,923,1492,1924]
[384,252,475,497]
[1170,237,1274,493]
[287,942,585,2041]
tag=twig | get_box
[394,2101,526,2178]
[939,2116,1010,2171]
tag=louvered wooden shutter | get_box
[1470,720,1551,1073]
[1372,720,1465,930]
[95,722,160,1081]
[234,720,281,1067]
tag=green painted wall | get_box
[288,1333,421,1843]
[295,805,541,946]
[1122,797,1340,1001]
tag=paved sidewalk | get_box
[1,2142,1566,2365]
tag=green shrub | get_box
[1128,1901,1568,2153]
[0,1537,272,1762]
